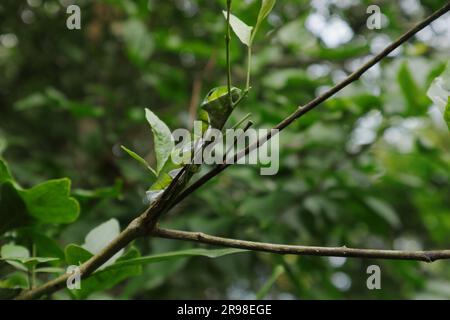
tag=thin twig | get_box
[153,227,450,263]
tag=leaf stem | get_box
[246,46,252,90]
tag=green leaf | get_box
[1,244,29,260]
[65,244,93,266]
[253,0,276,42]
[427,63,450,130]
[256,265,284,300]
[222,11,253,47]
[106,248,247,270]
[120,145,156,176]
[1,244,59,269]
[82,218,123,268]
[1,244,29,271]
[20,178,80,224]
[0,272,28,289]
[364,197,401,228]
[35,267,65,274]
[256,0,276,27]
[5,257,59,268]
[70,247,142,299]
[145,108,174,174]
[0,182,30,235]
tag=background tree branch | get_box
[153,227,450,262]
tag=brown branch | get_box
[153,227,450,263]
[173,2,450,205]
[15,3,450,300]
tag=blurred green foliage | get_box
[0,0,449,299]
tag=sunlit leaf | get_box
[222,11,253,46]
[145,108,174,174]
[81,218,124,269]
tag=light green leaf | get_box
[365,197,401,228]
[20,178,80,224]
[106,248,247,270]
[35,267,65,274]
[1,244,29,260]
[427,63,450,130]
[82,218,124,268]
[222,11,253,47]
[256,265,284,300]
[1,245,59,269]
[1,244,29,271]
[256,0,276,27]
[253,0,276,42]
[120,145,156,176]
[145,108,174,174]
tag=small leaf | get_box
[222,11,253,47]
[1,244,29,271]
[427,63,450,130]
[82,218,124,269]
[65,244,93,266]
[121,145,156,176]
[256,0,276,26]
[365,197,401,228]
[106,248,246,270]
[20,178,80,224]
[145,108,174,174]
[35,267,65,274]
[1,244,30,260]
[253,0,276,41]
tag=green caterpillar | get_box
[146,86,242,204]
